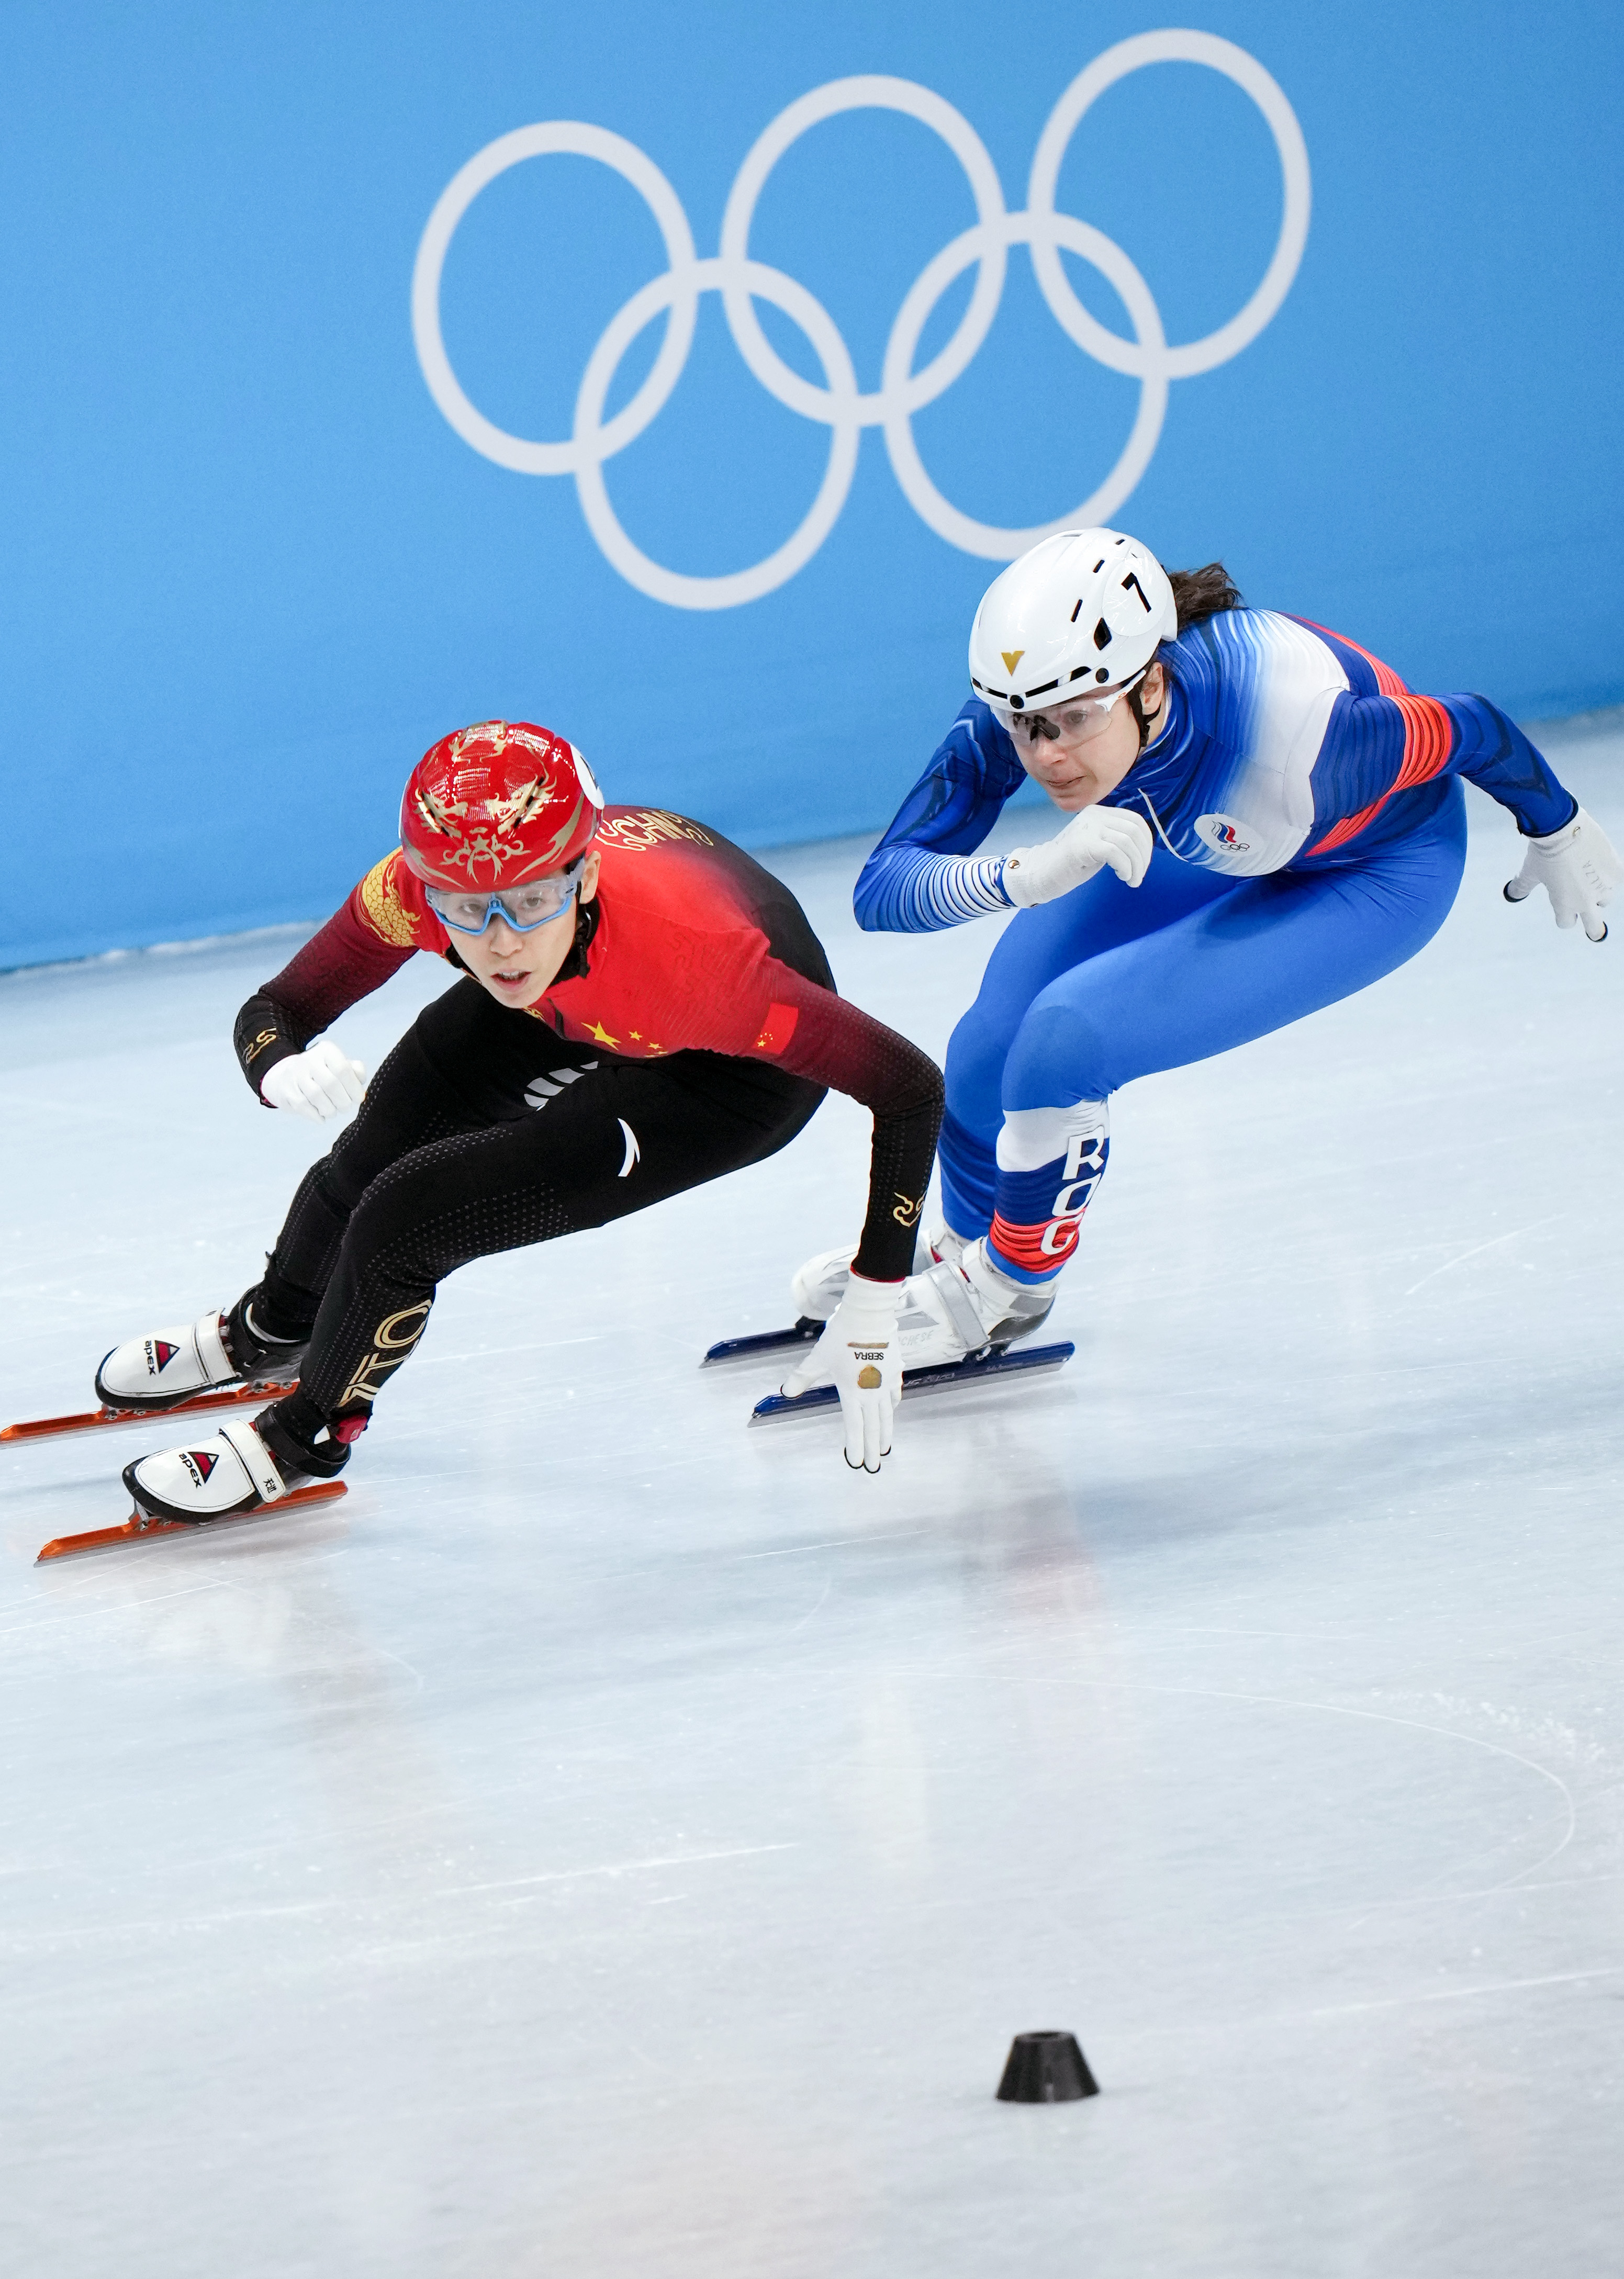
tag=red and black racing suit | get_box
[229,808,943,1435]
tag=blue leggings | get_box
[939,781,1468,1269]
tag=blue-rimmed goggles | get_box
[424,858,586,937]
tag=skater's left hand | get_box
[780,1273,903,1473]
[1504,806,1622,942]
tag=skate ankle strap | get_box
[255,1402,353,1483]
[195,1309,233,1384]
[217,1418,290,1503]
[925,1258,991,1349]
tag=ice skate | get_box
[92,1296,307,1415]
[701,1221,967,1367]
[894,1239,1056,1368]
[791,1219,968,1321]
[35,1476,349,1564]
[121,1405,350,1529]
[748,1240,1071,1429]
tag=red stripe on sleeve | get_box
[1390,692,1454,790]
[1307,692,1458,855]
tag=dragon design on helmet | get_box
[400,718,602,889]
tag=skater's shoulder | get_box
[936,698,1023,783]
[352,847,446,951]
[1157,610,1357,748]
[590,809,790,940]
[593,805,726,859]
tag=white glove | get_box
[260,1039,367,1121]
[780,1272,903,1474]
[1504,806,1622,942]
[1001,804,1153,907]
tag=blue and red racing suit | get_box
[853,607,1577,1281]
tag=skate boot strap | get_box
[215,1418,293,1503]
[919,1258,995,1350]
[223,1293,309,1378]
[256,1400,353,1483]
[917,1218,967,1274]
[194,1309,233,1384]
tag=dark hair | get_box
[1126,562,1242,749]
[1168,562,1242,630]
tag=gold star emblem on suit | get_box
[585,1020,619,1047]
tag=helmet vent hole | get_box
[1093,618,1113,652]
[1070,598,1083,623]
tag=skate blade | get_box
[36,1478,348,1564]
[748,1340,1076,1426]
[701,1318,823,1367]
[2,1377,298,1446]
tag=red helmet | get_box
[399,720,604,890]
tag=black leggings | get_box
[252,980,823,1423]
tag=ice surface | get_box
[4,722,1623,2277]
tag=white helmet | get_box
[968,528,1177,714]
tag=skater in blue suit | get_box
[788,527,1621,1371]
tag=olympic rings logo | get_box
[412,30,1310,612]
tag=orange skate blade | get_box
[3,1378,299,1445]
[36,1478,348,1564]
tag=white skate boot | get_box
[94,1297,306,1412]
[95,1308,241,1411]
[791,1219,968,1322]
[894,1239,1056,1369]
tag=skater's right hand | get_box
[1002,805,1152,907]
[780,1273,903,1474]
[260,1039,367,1121]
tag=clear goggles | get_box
[991,666,1149,746]
[424,858,586,937]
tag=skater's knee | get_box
[307,1150,367,1220]
[1001,995,1117,1112]
[341,1154,442,1272]
[944,1003,1009,1130]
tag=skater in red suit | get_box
[98,720,942,1515]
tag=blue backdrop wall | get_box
[3,0,1620,966]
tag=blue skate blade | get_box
[748,1340,1076,1425]
[702,1318,823,1366]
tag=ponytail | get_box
[1168,562,1243,630]
[1129,562,1242,750]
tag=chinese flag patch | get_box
[753,1002,800,1055]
